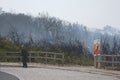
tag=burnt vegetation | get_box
[0,9,120,65]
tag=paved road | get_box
[0,71,19,80]
[0,66,119,80]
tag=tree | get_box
[8,26,23,45]
[28,33,34,45]
[101,36,110,54]
[112,37,119,54]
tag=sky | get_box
[0,0,120,29]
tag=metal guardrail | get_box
[94,54,120,70]
[0,51,64,65]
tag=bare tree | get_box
[112,37,119,54]
[101,36,110,54]
[8,26,23,45]
[28,33,34,45]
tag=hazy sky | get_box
[0,0,120,29]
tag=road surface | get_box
[0,71,19,80]
[0,64,120,80]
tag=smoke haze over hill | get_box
[0,10,120,54]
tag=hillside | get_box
[0,10,120,54]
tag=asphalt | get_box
[1,67,120,80]
[0,63,120,80]
[0,71,19,80]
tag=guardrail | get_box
[94,54,120,70]
[0,51,64,65]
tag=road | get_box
[0,64,120,80]
[0,71,19,80]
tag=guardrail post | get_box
[94,55,97,68]
[98,54,101,68]
[29,52,31,63]
[54,54,56,63]
[45,52,47,64]
[103,55,105,68]
[112,56,114,69]
[19,52,22,63]
[62,53,64,65]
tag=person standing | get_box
[21,45,28,68]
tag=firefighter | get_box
[21,45,28,68]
